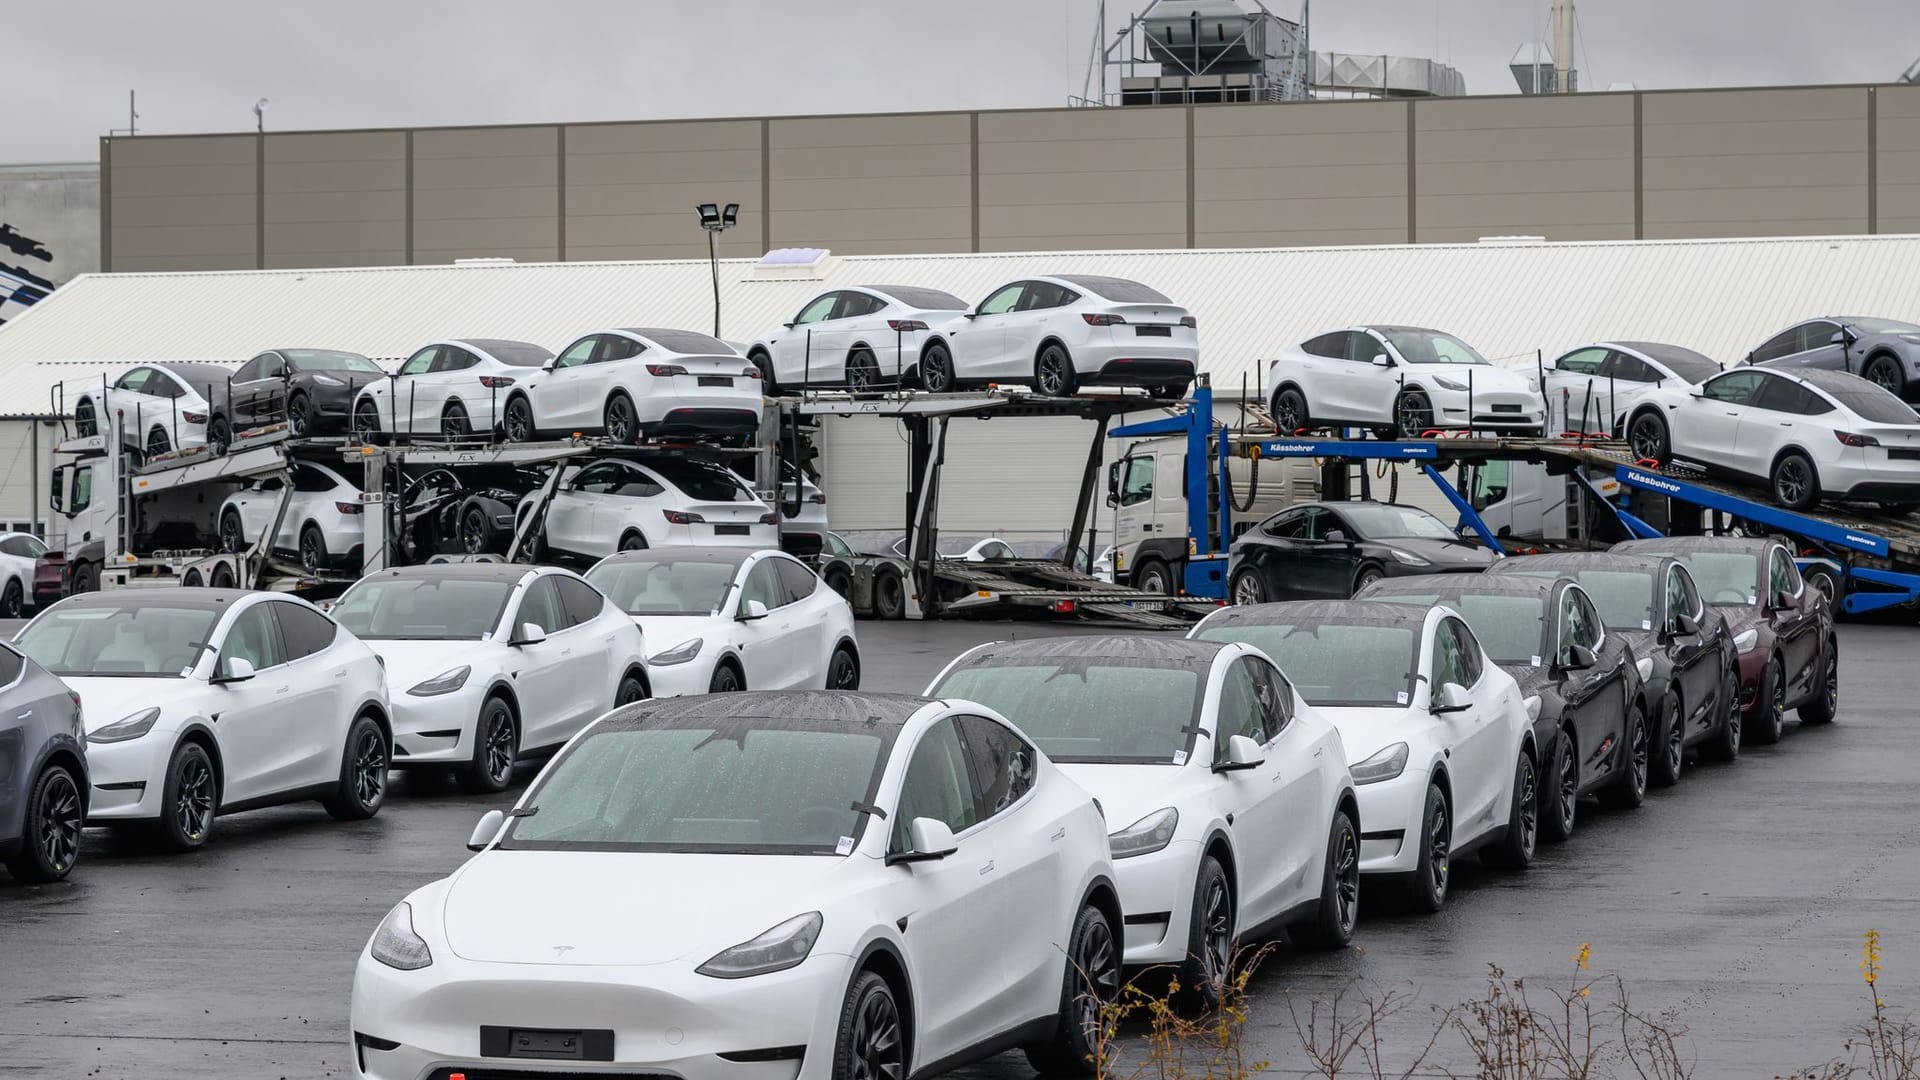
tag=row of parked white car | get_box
[1267,325,1920,512]
[0,546,857,880]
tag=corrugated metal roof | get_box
[3,234,1919,417]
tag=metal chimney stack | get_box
[1552,0,1577,93]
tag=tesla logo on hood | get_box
[552,945,575,958]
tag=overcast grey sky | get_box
[9,0,1917,163]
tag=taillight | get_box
[759,512,780,525]
[477,376,516,389]
[182,411,208,424]
[647,364,689,378]
[336,501,364,515]
[1835,430,1881,447]
[1081,313,1127,326]
[1180,316,1197,329]
[741,366,760,378]
[806,492,827,504]
[887,319,929,332]
[1052,600,1076,614]
[662,509,706,524]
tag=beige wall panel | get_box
[1641,118,1864,158]
[413,216,557,250]
[1197,194,1407,233]
[566,148,760,186]
[413,152,556,191]
[773,175,972,213]
[1646,86,1866,126]
[1416,93,1629,131]
[1420,192,1634,229]
[1645,185,1867,225]
[773,143,971,182]
[568,181,762,218]
[414,126,558,158]
[1418,159,1635,195]
[983,106,1186,143]
[109,224,256,260]
[1197,162,1405,201]
[1643,153,1868,190]
[1642,88,1868,237]
[265,158,405,194]
[111,193,255,228]
[569,120,760,155]
[414,186,555,222]
[978,168,1185,207]
[1414,94,1633,243]
[981,200,1186,237]
[1650,218,1865,240]
[1199,130,1406,170]
[1876,88,1920,233]
[265,190,404,225]
[978,137,1183,176]
[1417,222,1633,244]
[265,220,404,253]
[1196,226,1412,248]
[566,120,761,263]
[772,207,970,247]
[771,113,969,148]
[979,232,1187,253]
[560,210,764,259]
[264,131,405,164]
[977,108,1185,251]
[109,164,255,198]
[1194,101,1407,249]
[110,135,255,168]
[1198,100,1405,137]
[109,252,253,272]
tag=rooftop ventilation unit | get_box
[752,248,836,281]
[1078,0,1309,107]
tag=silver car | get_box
[0,641,86,882]
[1747,317,1920,402]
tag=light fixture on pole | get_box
[253,98,269,134]
[696,202,739,337]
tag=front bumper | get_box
[646,654,720,698]
[349,948,848,1080]
[1354,770,1428,876]
[388,685,487,766]
[83,732,176,821]
[1734,647,1768,718]
[1112,839,1200,965]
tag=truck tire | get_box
[873,570,906,620]
[71,561,97,595]
[1132,558,1174,596]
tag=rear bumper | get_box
[1838,480,1920,503]
[642,408,761,436]
[1089,356,1197,387]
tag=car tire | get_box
[874,570,906,620]
[1481,751,1538,871]
[146,426,171,457]
[1627,410,1671,464]
[208,415,232,456]
[1700,673,1742,763]
[353,398,382,440]
[615,672,649,708]
[1025,902,1120,1076]
[750,349,778,396]
[5,764,83,882]
[155,741,216,853]
[1651,696,1685,787]
[1804,564,1841,608]
[1771,451,1820,511]
[460,506,494,555]
[458,697,518,795]
[75,397,97,436]
[1393,389,1434,439]
[1180,855,1235,1007]
[846,348,881,392]
[1405,783,1451,913]
[919,342,955,394]
[1799,637,1839,725]
[286,393,312,438]
[300,524,328,574]
[828,646,860,690]
[1598,702,1650,810]
[219,509,246,554]
[440,401,470,439]
[1272,387,1310,433]
[1864,354,1906,398]
[1035,342,1078,397]
[1229,567,1266,606]
[824,565,853,599]
[1541,730,1578,843]
[1291,810,1360,950]
[1352,565,1384,595]
[709,662,744,694]
[502,395,535,443]
[1748,655,1786,746]
[1133,557,1174,597]
[604,392,638,445]
[831,971,906,1080]
[0,577,22,618]
[618,530,648,553]
[322,714,389,821]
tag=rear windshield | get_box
[932,659,1201,764]
[331,577,513,640]
[644,460,752,503]
[1634,345,1721,384]
[1815,382,1919,425]
[640,329,735,355]
[18,603,218,678]
[477,342,554,368]
[877,286,968,311]
[1196,620,1415,708]
[1054,276,1172,304]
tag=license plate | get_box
[698,375,732,387]
[1491,404,1521,413]
[478,1026,614,1062]
[714,524,750,535]
[1135,325,1171,337]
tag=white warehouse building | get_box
[1,232,1919,546]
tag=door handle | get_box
[978,860,995,875]
[561,648,573,657]
[275,686,291,695]
[335,670,347,678]
[15,711,32,720]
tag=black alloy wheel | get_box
[1230,567,1265,606]
[1290,812,1360,950]
[1410,784,1451,912]
[324,716,390,820]
[162,743,216,852]
[1702,667,1743,762]
[829,648,860,690]
[1600,705,1650,810]
[1771,452,1819,511]
[1272,388,1309,433]
[220,511,245,554]
[1801,642,1839,725]
[1394,390,1434,439]
[1864,355,1905,397]
[1072,908,1122,1053]
[1750,657,1787,745]
[460,699,517,795]
[353,399,382,439]
[287,394,312,438]
[847,349,881,393]
[605,394,637,445]
[619,531,648,552]
[1354,566,1384,594]
[1189,858,1234,1002]
[1543,733,1579,842]
[1628,412,1670,464]
[503,396,535,443]
[616,674,649,707]
[0,578,22,618]
[300,525,328,574]
[146,427,171,457]
[440,402,470,439]
[352,729,386,807]
[460,507,491,554]
[834,972,905,1080]
[1035,343,1077,397]
[1482,753,1538,870]
[6,766,83,882]
[919,343,955,394]
[1653,698,1685,786]
[208,415,232,456]
[753,351,779,396]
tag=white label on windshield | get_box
[1641,619,1652,631]
[1172,749,1189,766]
[179,666,194,678]
[1748,593,1758,605]
[1530,655,1542,667]
[834,836,855,856]
[1395,691,1409,705]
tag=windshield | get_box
[1341,504,1455,540]
[586,558,739,615]
[645,459,752,502]
[19,603,218,678]
[1197,621,1415,707]
[331,577,513,640]
[932,661,1201,764]
[501,717,889,854]
[284,349,384,374]
[1560,571,1654,630]
[1382,329,1489,365]
[1849,317,1920,335]
[1055,275,1173,304]
[1678,553,1759,606]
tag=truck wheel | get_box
[71,561,97,595]
[874,571,906,620]
[1132,558,1174,596]
[1803,564,1840,608]
[824,565,853,599]
[209,561,237,589]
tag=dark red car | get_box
[1613,536,1837,743]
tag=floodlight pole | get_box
[708,228,721,337]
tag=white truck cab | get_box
[1106,434,1317,593]
[1467,458,1623,544]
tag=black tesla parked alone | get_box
[1354,572,1651,840]
[1226,501,1497,606]
[1488,552,1739,787]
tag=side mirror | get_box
[213,656,256,684]
[1673,612,1701,637]
[1214,734,1265,772]
[962,312,978,321]
[1371,354,1391,367]
[467,809,506,852]
[889,817,959,864]
[739,599,770,621]
[541,360,557,372]
[782,321,796,330]
[1561,644,1597,671]
[510,622,547,646]
[1323,529,1349,544]
[1431,682,1472,714]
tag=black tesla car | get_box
[1354,572,1650,838]
[1488,552,1738,786]
[397,466,547,560]
[1226,501,1497,605]
[216,348,389,443]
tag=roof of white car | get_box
[958,635,1228,667]
[1202,598,1442,628]
[361,563,541,584]
[605,689,936,728]
[1613,536,1774,557]
[592,548,758,569]
[610,328,739,355]
[54,587,256,609]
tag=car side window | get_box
[1799,320,1839,352]
[1016,282,1075,311]
[271,601,338,661]
[1702,371,1765,405]
[892,718,979,849]
[1263,508,1309,540]
[433,348,477,373]
[233,356,266,383]
[1345,332,1385,364]
[1750,328,1802,363]
[832,292,880,319]
[976,284,1024,316]
[1119,456,1154,506]
[1560,589,1602,659]
[1214,660,1267,761]
[291,464,335,493]
[596,336,643,363]
[572,462,626,494]
[1449,618,1485,685]
[611,472,665,498]
[146,371,187,399]
[220,603,286,672]
[1666,567,1703,628]
[1755,377,1830,416]
[1769,546,1802,601]
[741,560,786,611]
[1609,354,1657,382]
[115,367,153,393]
[515,577,567,636]
[983,542,1014,560]
[1246,656,1294,739]
[0,645,23,687]
[1557,347,1610,375]
[794,293,840,325]
[825,533,855,557]
[955,714,1037,821]
[397,348,439,377]
[1301,332,1347,359]
[1430,619,1465,688]
[553,576,607,626]
[554,336,598,369]
[773,558,819,604]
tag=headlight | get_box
[1732,627,1759,654]
[370,901,433,971]
[311,374,345,386]
[407,666,471,697]
[697,912,823,979]
[1635,656,1655,681]
[1390,548,1430,566]
[1523,694,1542,722]
[1433,376,1470,392]
[1351,742,1410,785]
[88,707,160,744]
[648,638,704,666]
[1108,807,1179,859]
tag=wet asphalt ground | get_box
[2,619,1917,1079]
